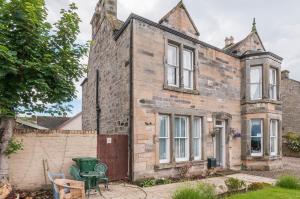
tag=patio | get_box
[89,173,276,199]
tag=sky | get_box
[45,0,300,116]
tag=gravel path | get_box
[242,157,300,179]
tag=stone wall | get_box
[82,15,131,134]
[281,74,300,135]
[9,129,97,190]
[131,19,242,180]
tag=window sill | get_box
[154,160,206,170]
[241,99,282,105]
[163,85,200,95]
[245,155,282,161]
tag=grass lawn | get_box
[227,187,300,199]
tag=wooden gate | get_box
[97,134,128,181]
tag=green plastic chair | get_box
[69,165,86,181]
[94,163,109,189]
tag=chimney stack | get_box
[281,70,290,80]
[225,36,234,47]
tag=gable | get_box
[159,2,199,38]
[226,31,265,55]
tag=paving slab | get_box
[90,173,276,199]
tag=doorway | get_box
[214,120,226,168]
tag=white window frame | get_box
[159,115,170,164]
[174,116,189,162]
[183,49,194,89]
[251,119,263,157]
[269,68,277,100]
[250,66,263,100]
[270,120,278,156]
[193,117,202,161]
[167,44,179,87]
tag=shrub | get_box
[155,178,172,185]
[135,178,173,187]
[172,183,216,199]
[286,132,300,152]
[276,176,300,190]
[248,182,271,191]
[225,178,246,192]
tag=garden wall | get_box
[8,129,97,190]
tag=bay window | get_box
[159,115,170,163]
[251,119,263,156]
[167,44,179,86]
[250,66,262,100]
[270,120,278,156]
[174,116,189,162]
[193,117,202,160]
[183,49,194,89]
[269,68,277,100]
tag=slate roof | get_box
[36,116,70,130]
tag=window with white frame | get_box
[167,44,179,86]
[159,115,170,163]
[250,66,263,100]
[183,49,194,89]
[193,117,202,160]
[174,116,189,162]
[270,120,278,156]
[269,68,277,100]
[251,119,263,156]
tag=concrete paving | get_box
[90,173,276,199]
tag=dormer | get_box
[159,1,200,39]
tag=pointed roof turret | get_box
[252,18,257,32]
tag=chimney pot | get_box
[225,36,234,47]
[281,70,290,79]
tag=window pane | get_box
[159,138,167,160]
[167,66,176,85]
[183,70,193,89]
[251,84,261,100]
[250,67,262,83]
[175,117,180,137]
[193,139,199,158]
[193,118,201,137]
[269,69,276,85]
[168,44,178,66]
[270,137,275,153]
[180,118,186,137]
[159,116,167,137]
[251,120,262,137]
[183,50,193,70]
[251,137,262,154]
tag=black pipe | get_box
[128,19,134,181]
[96,69,100,135]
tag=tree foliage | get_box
[0,0,88,117]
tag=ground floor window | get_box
[251,119,263,156]
[158,114,202,164]
[159,115,170,163]
[193,117,202,160]
[174,116,189,162]
[270,120,278,156]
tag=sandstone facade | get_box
[82,0,283,181]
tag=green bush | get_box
[135,178,172,187]
[172,183,216,199]
[286,132,300,152]
[225,178,246,192]
[248,182,271,191]
[155,178,172,185]
[276,176,300,190]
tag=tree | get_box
[0,0,88,182]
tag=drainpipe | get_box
[96,69,100,135]
[128,19,134,181]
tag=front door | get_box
[215,120,226,167]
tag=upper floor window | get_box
[167,44,179,86]
[250,66,262,100]
[269,68,277,100]
[166,42,194,90]
[183,49,194,89]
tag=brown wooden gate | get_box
[97,134,128,181]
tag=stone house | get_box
[281,70,300,136]
[82,0,283,181]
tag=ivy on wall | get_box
[286,132,300,153]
